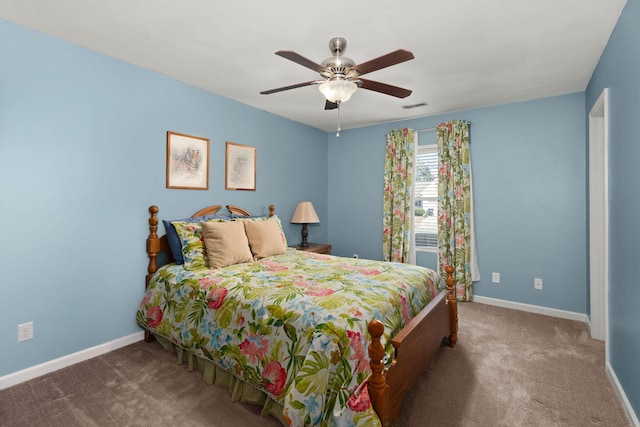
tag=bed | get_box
[139,204,457,426]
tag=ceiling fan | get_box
[260,37,415,110]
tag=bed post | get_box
[145,205,161,343]
[444,265,458,347]
[367,320,390,426]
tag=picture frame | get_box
[225,141,256,191]
[166,131,210,190]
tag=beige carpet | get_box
[0,302,631,426]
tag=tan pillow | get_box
[241,217,288,259]
[201,220,253,268]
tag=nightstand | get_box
[290,243,332,255]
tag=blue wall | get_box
[328,93,587,315]
[0,19,328,376]
[586,0,640,416]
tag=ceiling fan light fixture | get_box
[318,79,357,103]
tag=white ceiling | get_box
[0,0,627,132]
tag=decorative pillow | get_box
[242,217,288,259]
[164,213,227,264]
[236,215,288,248]
[201,220,254,269]
[173,219,227,270]
[229,213,270,219]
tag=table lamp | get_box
[290,201,320,248]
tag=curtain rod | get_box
[417,121,471,132]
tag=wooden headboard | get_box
[145,204,275,287]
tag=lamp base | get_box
[300,223,309,247]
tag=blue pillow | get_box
[163,214,227,264]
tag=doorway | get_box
[588,88,609,356]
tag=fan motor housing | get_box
[321,37,356,78]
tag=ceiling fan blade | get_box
[352,49,414,76]
[260,81,318,95]
[275,50,325,73]
[359,78,412,98]
[325,100,338,110]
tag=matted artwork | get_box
[166,131,209,190]
[225,142,256,191]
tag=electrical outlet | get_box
[18,322,33,342]
[492,272,500,283]
[534,278,543,290]
[353,254,359,258]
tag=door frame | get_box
[588,88,609,358]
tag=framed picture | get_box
[225,142,256,191]
[166,131,209,190]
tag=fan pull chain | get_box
[336,101,341,137]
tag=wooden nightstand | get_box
[290,243,332,254]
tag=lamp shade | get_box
[318,79,357,103]
[291,201,320,224]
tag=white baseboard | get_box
[0,331,144,390]
[607,362,640,427]
[472,295,588,323]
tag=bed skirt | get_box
[152,334,286,425]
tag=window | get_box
[414,144,438,250]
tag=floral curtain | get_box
[437,120,479,301]
[382,128,414,263]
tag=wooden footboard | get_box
[368,265,457,426]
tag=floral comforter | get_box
[137,249,442,426]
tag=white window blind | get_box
[414,144,438,249]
